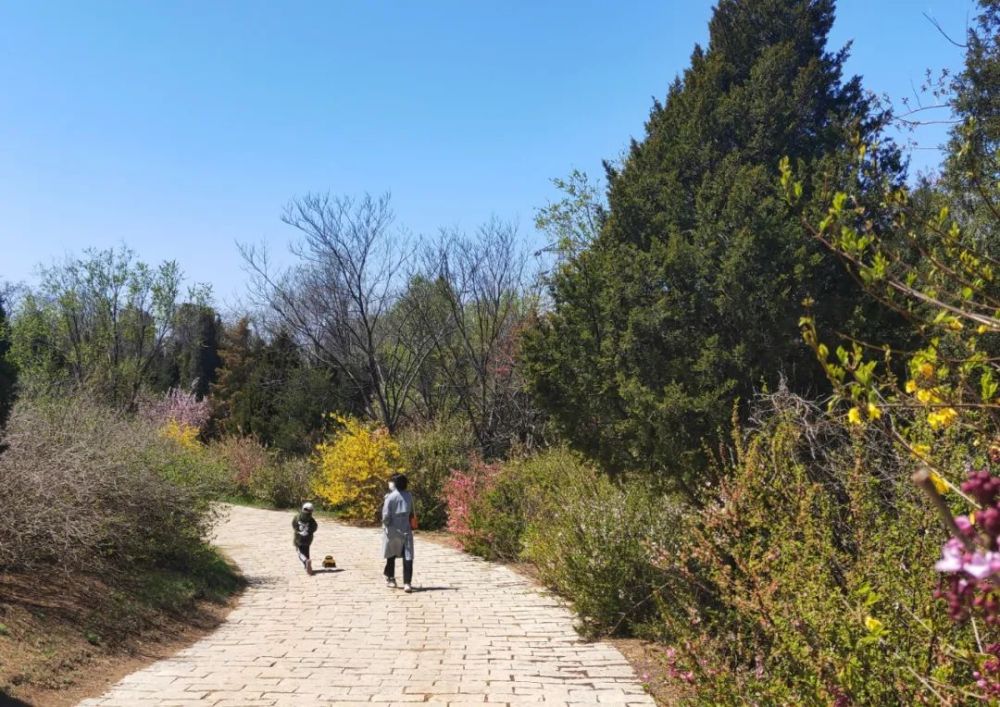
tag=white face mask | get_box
[388,481,396,491]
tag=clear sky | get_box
[0,1,976,308]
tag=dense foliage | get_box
[522,0,905,491]
[8,247,206,408]
[210,319,345,455]
[397,416,475,529]
[658,394,967,704]
[0,297,16,437]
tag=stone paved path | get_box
[80,505,655,706]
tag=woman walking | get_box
[382,473,416,592]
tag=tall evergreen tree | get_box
[211,319,347,454]
[0,297,17,437]
[156,303,222,397]
[523,0,903,491]
[943,0,999,250]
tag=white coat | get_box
[381,489,415,561]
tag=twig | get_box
[923,12,968,48]
[912,465,975,550]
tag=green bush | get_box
[462,458,529,560]
[450,446,683,639]
[517,450,683,638]
[248,457,313,508]
[658,392,976,704]
[459,448,573,560]
[153,435,235,499]
[398,416,476,529]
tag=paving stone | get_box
[81,505,655,706]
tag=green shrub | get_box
[658,392,976,704]
[517,450,683,638]
[449,445,682,638]
[248,457,313,508]
[153,435,234,500]
[461,458,525,560]
[457,448,574,560]
[398,416,476,529]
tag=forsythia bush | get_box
[312,414,403,521]
[161,419,202,451]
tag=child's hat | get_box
[302,502,314,512]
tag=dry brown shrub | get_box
[0,396,220,578]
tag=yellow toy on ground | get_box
[322,555,336,568]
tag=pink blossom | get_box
[140,388,211,432]
[935,538,965,573]
[965,551,1000,580]
[443,459,502,537]
[934,537,1000,580]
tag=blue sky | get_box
[0,1,975,307]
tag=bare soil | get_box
[610,638,693,706]
[0,571,239,707]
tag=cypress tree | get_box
[943,0,999,249]
[523,0,903,490]
[210,319,345,454]
[0,297,17,438]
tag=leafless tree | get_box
[241,193,438,432]
[419,219,543,455]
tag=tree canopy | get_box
[523,0,905,490]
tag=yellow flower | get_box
[947,319,964,331]
[905,380,918,394]
[847,407,863,425]
[978,324,990,335]
[912,443,930,459]
[919,362,935,379]
[867,403,881,420]
[311,414,404,521]
[160,420,201,450]
[864,616,884,633]
[916,389,933,404]
[927,407,959,430]
[929,471,948,495]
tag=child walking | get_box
[292,502,318,575]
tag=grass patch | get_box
[0,546,244,703]
[131,548,243,610]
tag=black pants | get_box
[296,542,311,562]
[384,557,413,584]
